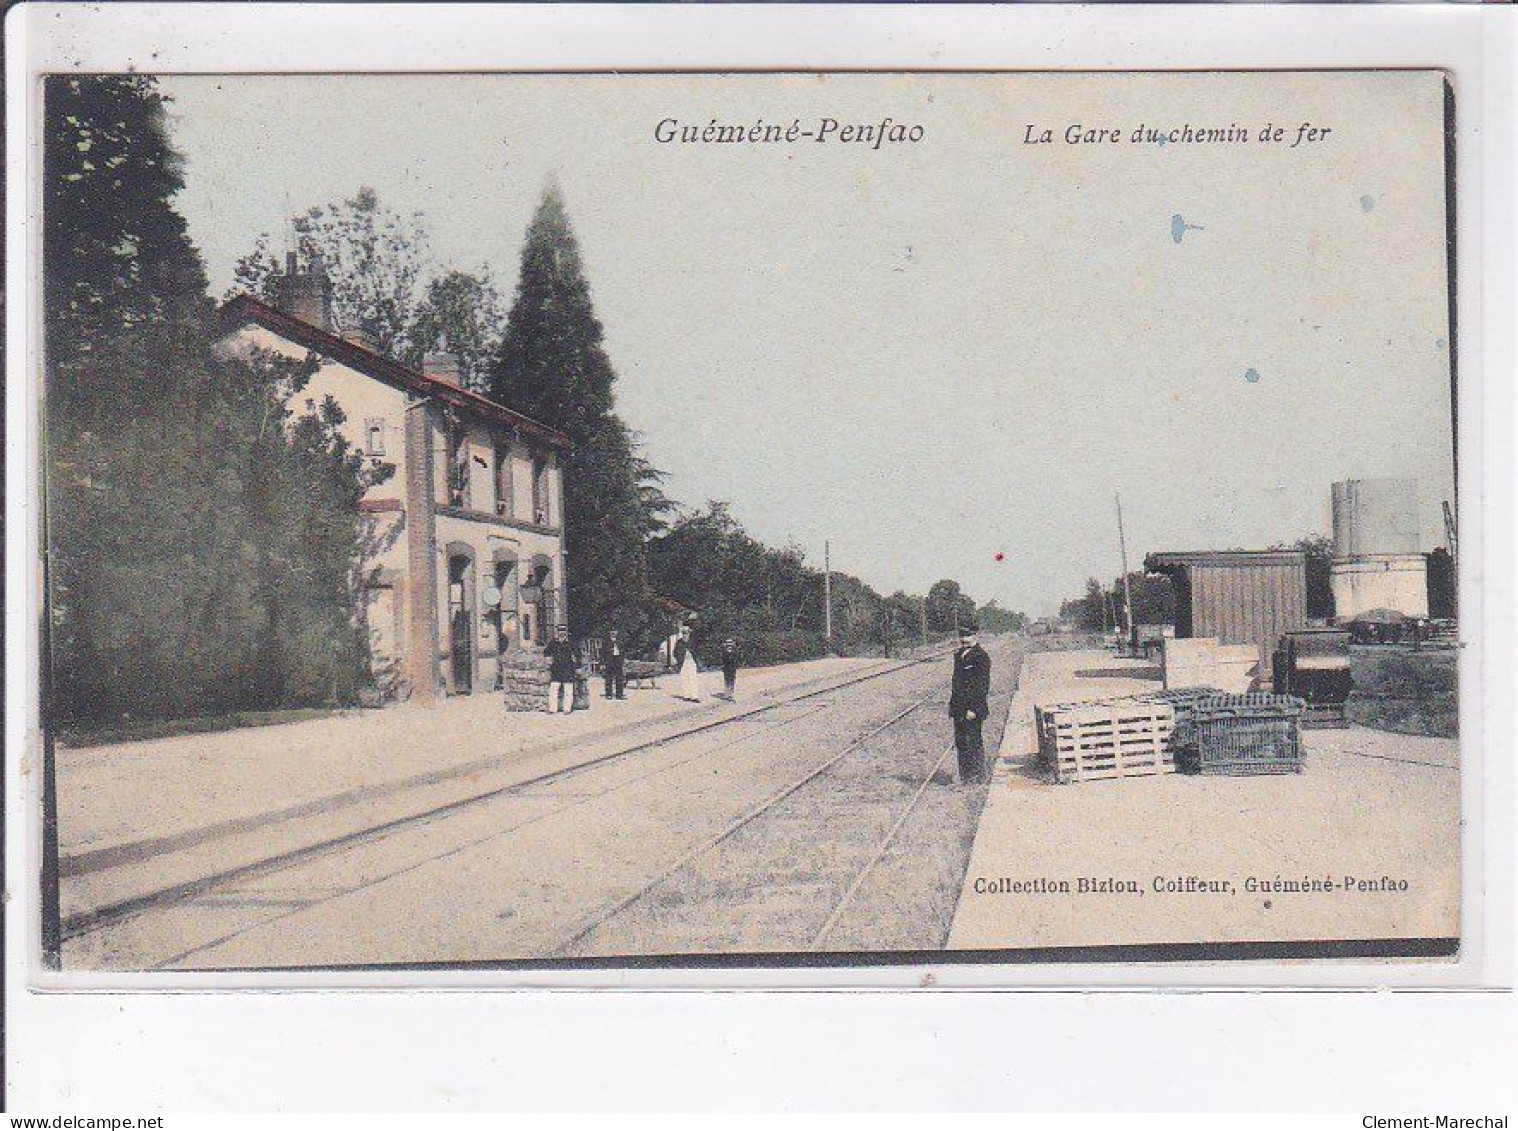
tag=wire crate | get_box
[1039,700,1177,784]
[1135,687,1222,752]
[1179,694,1306,776]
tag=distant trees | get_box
[644,503,1015,664]
[45,75,383,725]
[1060,572,1177,633]
[645,503,796,659]
[1426,547,1456,620]
[1060,579,1110,632]
[926,579,978,635]
[978,601,1028,634]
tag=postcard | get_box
[36,69,1459,973]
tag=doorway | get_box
[447,550,475,694]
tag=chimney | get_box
[422,350,464,388]
[270,251,333,331]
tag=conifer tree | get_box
[489,187,652,638]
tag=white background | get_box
[7,2,1516,1112]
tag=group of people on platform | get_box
[536,618,992,787]
[662,625,741,704]
[539,623,743,715]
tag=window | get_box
[446,423,469,509]
[494,441,513,518]
[365,418,385,456]
[531,457,550,526]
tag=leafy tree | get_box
[45,76,210,413]
[405,269,507,392]
[1426,546,1456,620]
[44,76,382,724]
[886,590,926,648]
[645,504,1007,663]
[1060,579,1108,632]
[1112,571,1176,626]
[232,187,431,357]
[977,600,1028,634]
[926,579,978,635]
[489,185,652,638]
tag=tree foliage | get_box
[232,187,431,357]
[1060,578,1111,632]
[489,186,652,638]
[926,579,978,635]
[405,269,507,392]
[45,76,383,725]
[1059,572,1176,632]
[978,601,1028,634]
[644,503,1018,665]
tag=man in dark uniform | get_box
[719,638,741,701]
[602,629,627,700]
[949,625,992,783]
[544,625,578,714]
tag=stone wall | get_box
[500,651,551,712]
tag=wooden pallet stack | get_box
[1038,698,1177,784]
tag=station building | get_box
[214,255,571,702]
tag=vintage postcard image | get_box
[38,70,1459,972]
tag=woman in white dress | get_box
[674,626,703,703]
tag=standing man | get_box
[603,629,627,700]
[719,638,741,701]
[545,624,578,714]
[949,624,992,783]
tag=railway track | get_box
[547,664,997,959]
[547,684,951,957]
[64,647,957,948]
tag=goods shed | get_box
[1144,550,1308,675]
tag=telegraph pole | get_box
[823,540,833,653]
[920,595,929,648]
[1115,491,1135,643]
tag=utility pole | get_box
[823,540,833,653]
[920,595,929,648]
[1115,491,1135,644]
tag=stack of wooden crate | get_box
[1038,698,1177,784]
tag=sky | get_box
[159,71,1456,615]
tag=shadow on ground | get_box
[1072,666,1162,682]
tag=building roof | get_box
[1145,550,1307,572]
[216,294,570,451]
